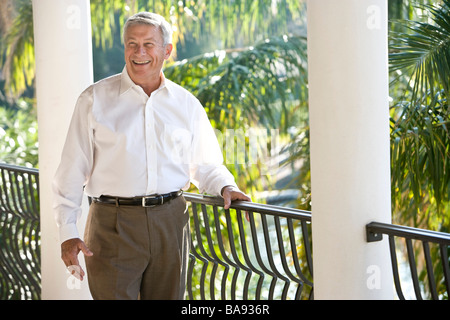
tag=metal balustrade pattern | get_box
[184,192,314,300]
[0,163,40,299]
[1,163,449,300]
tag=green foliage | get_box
[389,0,450,230]
[0,99,38,168]
[390,90,449,226]
[390,0,450,101]
[90,0,305,50]
[165,34,307,130]
[164,34,309,199]
[0,0,34,99]
[389,1,450,298]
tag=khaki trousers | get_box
[84,196,190,300]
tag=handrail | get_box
[184,192,312,220]
[367,221,450,300]
[367,221,450,245]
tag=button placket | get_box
[144,97,158,194]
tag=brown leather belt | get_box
[92,190,183,207]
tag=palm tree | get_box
[0,0,306,99]
[390,0,449,100]
[389,0,450,230]
[387,2,450,298]
[0,0,34,99]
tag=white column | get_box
[33,0,93,299]
[307,0,393,299]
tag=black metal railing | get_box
[1,162,450,300]
[0,163,40,299]
[367,222,450,300]
[184,192,314,300]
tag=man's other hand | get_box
[221,185,251,210]
[61,238,93,281]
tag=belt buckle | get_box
[142,194,163,207]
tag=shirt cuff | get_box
[218,182,238,197]
[59,223,80,244]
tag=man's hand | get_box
[221,185,251,210]
[61,238,93,281]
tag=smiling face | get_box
[124,23,173,89]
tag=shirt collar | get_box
[160,72,176,98]
[120,66,173,97]
[119,66,135,95]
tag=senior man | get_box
[53,12,250,300]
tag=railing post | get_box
[307,0,393,299]
[32,0,93,299]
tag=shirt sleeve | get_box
[189,101,237,196]
[52,87,94,243]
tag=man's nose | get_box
[135,45,146,55]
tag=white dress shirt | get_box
[53,66,237,243]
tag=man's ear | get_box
[164,43,173,60]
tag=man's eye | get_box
[145,43,155,47]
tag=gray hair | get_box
[123,12,173,45]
